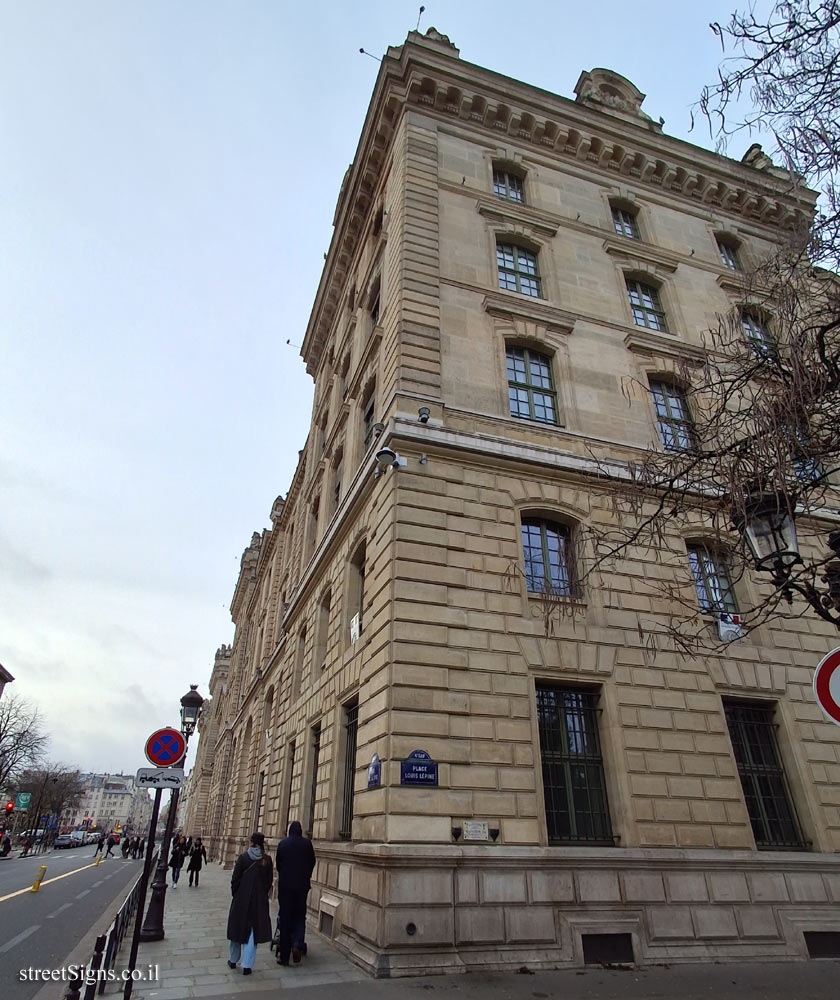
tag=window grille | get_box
[687,544,738,614]
[339,702,358,840]
[536,686,613,844]
[724,702,805,850]
[506,346,558,424]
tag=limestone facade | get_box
[200,30,840,975]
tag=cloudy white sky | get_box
[0,0,769,776]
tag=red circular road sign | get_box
[145,728,186,766]
[813,646,840,726]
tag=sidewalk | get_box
[111,862,368,999]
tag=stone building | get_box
[200,29,840,975]
[62,772,152,835]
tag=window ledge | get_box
[602,235,680,273]
[476,196,559,238]
[483,289,577,332]
[624,329,706,365]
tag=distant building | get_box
[0,662,14,700]
[198,30,840,974]
[62,772,152,835]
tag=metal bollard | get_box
[30,865,48,892]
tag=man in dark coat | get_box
[187,837,207,886]
[274,820,316,965]
[226,832,273,975]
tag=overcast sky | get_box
[0,0,767,778]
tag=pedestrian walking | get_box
[274,820,316,966]
[121,837,130,859]
[187,837,207,886]
[93,835,105,858]
[138,837,145,858]
[1,834,11,858]
[104,834,116,858]
[168,835,187,887]
[226,831,273,976]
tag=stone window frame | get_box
[648,376,697,453]
[626,275,669,332]
[609,197,641,240]
[739,306,777,359]
[492,160,526,204]
[520,516,578,597]
[313,587,332,672]
[496,240,543,298]
[344,534,367,650]
[716,232,744,271]
[482,219,559,304]
[511,501,589,612]
[684,539,739,616]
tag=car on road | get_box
[53,834,78,849]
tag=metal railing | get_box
[64,851,158,1000]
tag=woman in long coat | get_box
[187,837,208,886]
[168,836,187,887]
[226,831,273,975]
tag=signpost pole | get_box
[123,787,162,1000]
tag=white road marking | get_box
[93,880,104,887]
[75,889,90,899]
[0,924,40,953]
[47,902,73,919]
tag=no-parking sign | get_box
[813,646,840,727]
[145,727,186,766]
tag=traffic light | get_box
[4,801,13,815]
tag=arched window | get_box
[497,242,541,297]
[649,380,695,452]
[626,278,667,331]
[506,346,558,424]
[686,543,738,614]
[521,517,575,595]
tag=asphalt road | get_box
[0,847,145,1000]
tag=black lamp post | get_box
[732,490,840,627]
[139,685,204,942]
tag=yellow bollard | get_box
[30,865,48,892]
[94,855,102,866]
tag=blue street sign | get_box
[400,749,438,786]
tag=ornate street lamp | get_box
[732,491,840,627]
[732,491,801,578]
[140,684,204,942]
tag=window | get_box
[687,543,738,614]
[282,740,295,833]
[626,279,667,331]
[741,311,775,357]
[339,700,358,840]
[497,243,541,297]
[369,292,380,326]
[506,346,558,424]
[521,518,574,595]
[649,380,695,452]
[493,167,524,202]
[724,702,805,849]
[348,541,366,641]
[306,723,321,838]
[536,686,613,845]
[361,389,376,451]
[717,237,742,270]
[611,205,639,239]
[314,589,331,670]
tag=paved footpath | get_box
[103,862,840,1000]
[105,861,366,998]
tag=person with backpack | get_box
[226,832,273,975]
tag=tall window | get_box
[361,389,376,451]
[626,279,668,331]
[506,346,558,424]
[282,740,296,833]
[293,625,307,697]
[741,311,775,357]
[649,380,695,452]
[536,686,613,845]
[339,700,358,840]
[497,243,541,297]
[306,723,321,838]
[724,701,805,850]
[314,589,331,670]
[717,237,742,270]
[348,541,366,641]
[493,167,524,202]
[687,543,738,614]
[521,518,574,595]
[611,205,639,239]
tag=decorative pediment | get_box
[483,290,577,334]
[602,236,680,273]
[624,329,706,366]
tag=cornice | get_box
[623,329,706,365]
[482,290,577,332]
[476,197,559,238]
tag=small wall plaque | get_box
[463,820,489,841]
[400,748,438,786]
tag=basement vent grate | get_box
[582,933,634,965]
[319,912,334,938]
[804,931,840,958]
